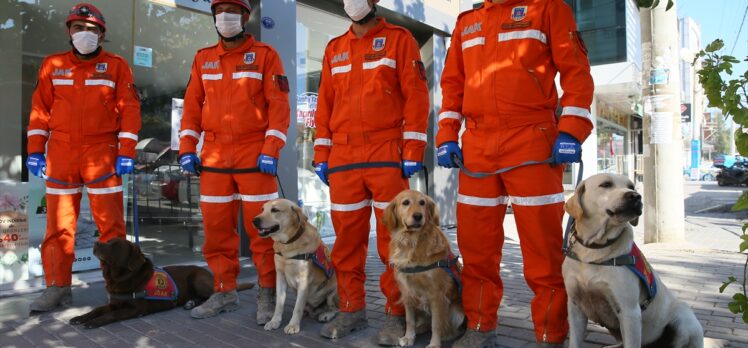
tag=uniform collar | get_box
[67,49,105,65]
[483,0,525,8]
[346,17,387,40]
[217,34,255,55]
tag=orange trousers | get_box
[42,137,125,286]
[328,140,407,315]
[199,139,277,292]
[456,120,569,343]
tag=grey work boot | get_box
[29,286,72,312]
[256,287,276,325]
[377,315,405,346]
[320,310,368,339]
[452,329,496,348]
[190,290,239,319]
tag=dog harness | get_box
[396,251,462,293]
[566,243,657,310]
[277,244,335,279]
[109,267,179,301]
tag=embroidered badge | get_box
[244,52,255,64]
[511,6,528,21]
[144,268,178,301]
[96,63,107,73]
[373,37,386,51]
[625,243,657,301]
[311,244,334,278]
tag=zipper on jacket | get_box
[542,289,556,342]
[475,280,484,330]
[50,245,56,286]
[526,69,547,99]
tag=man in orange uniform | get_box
[178,0,290,323]
[437,0,594,346]
[313,0,429,344]
[26,3,141,312]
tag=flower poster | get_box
[0,181,29,284]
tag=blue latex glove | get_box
[179,153,200,175]
[314,162,329,186]
[115,156,135,176]
[402,160,423,178]
[552,132,582,164]
[257,154,278,176]
[27,153,46,178]
[437,142,463,168]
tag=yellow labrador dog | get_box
[562,173,703,348]
[253,199,338,335]
[384,190,465,348]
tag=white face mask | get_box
[215,12,244,38]
[71,31,100,55]
[344,0,372,22]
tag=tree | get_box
[694,39,748,323]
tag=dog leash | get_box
[42,172,116,187]
[450,153,583,254]
[327,161,431,197]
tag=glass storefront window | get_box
[565,0,627,65]
[296,4,350,242]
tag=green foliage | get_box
[696,39,748,323]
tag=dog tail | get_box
[236,283,255,291]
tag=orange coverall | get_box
[179,35,290,292]
[437,0,594,342]
[313,18,429,315]
[27,50,141,287]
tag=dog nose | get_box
[625,191,641,201]
[252,217,262,227]
[413,213,423,222]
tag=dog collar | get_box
[569,225,623,250]
[282,225,305,244]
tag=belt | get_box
[465,111,556,130]
[332,127,401,145]
[50,131,117,144]
[203,131,265,144]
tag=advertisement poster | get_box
[171,98,203,152]
[297,92,318,128]
[134,45,153,68]
[0,181,29,284]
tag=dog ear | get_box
[127,243,146,271]
[292,203,308,228]
[382,200,400,232]
[426,196,440,226]
[564,182,586,220]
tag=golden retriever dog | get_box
[253,199,338,335]
[562,173,704,348]
[384,190,465,348]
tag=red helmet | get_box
[66,3,106,32]
[210,0,251,13]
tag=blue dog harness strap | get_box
[277,244,335,279]
[397,252,462,293]
[625,243,657,309]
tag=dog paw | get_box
[264,318,281,331]
[183,300,196,310]
[318,311,337,322]
[398,335,416,347]
[284,323,301,335]
[69,316,85,325]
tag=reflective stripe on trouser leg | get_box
[200,171,241,292]
[456,171,508,331]
[367,167,409,316]
[86,175,126,243]
[236,172,280,289]
[42,188,83,287]
[502,163,568,342]
[329,169,371,313]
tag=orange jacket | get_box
[313,18,430,164]
[179,36,290,159]
[438,0,594,146]
[27,50,141,158]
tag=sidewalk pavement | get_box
[2,215,747,347]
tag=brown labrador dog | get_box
[70,238,253,328]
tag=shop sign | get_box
[174,0,212,13]
[297,92,318,128]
